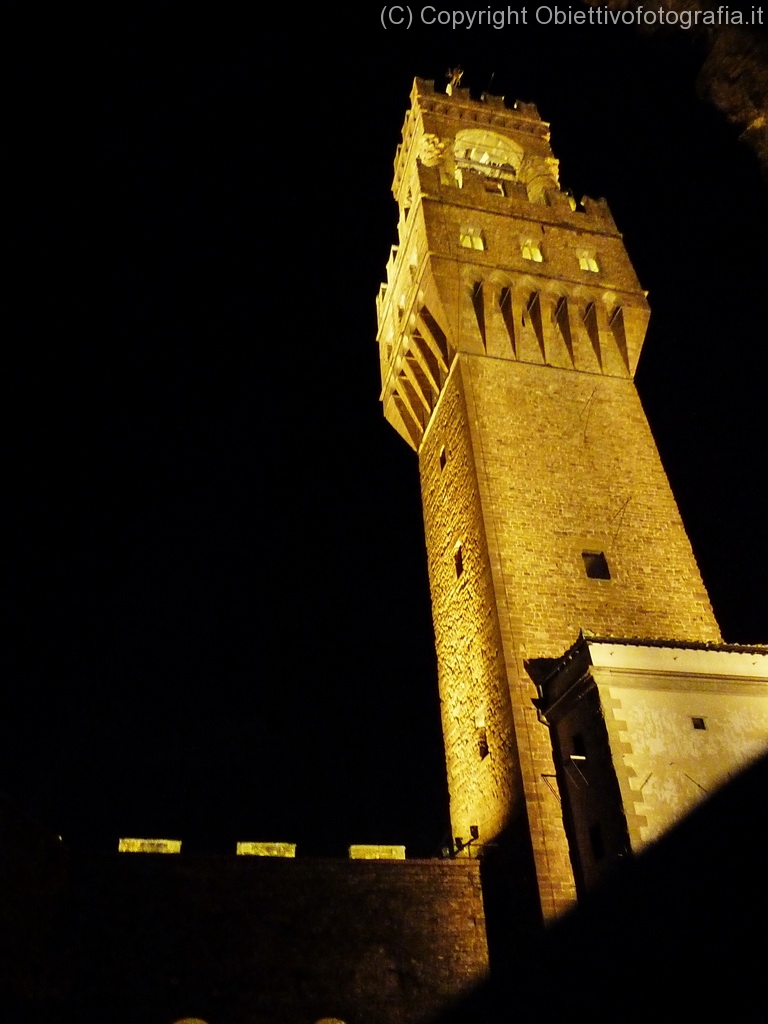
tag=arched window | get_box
[454,129,523,180]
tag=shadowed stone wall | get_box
[0,843,488,1024]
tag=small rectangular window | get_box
[692,717,706,731]
[460,228,485,251]
[578,253,600,272]
[582,551,611,580]
[477,726,489,759]
[521,240,543,262]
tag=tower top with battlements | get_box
[377,78,650,452]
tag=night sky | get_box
[6,8,767,856]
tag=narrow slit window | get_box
[477,727,489,760]
[454,545,464,578]
[439,446,447,471]
[582,551,611,580]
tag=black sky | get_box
[5,7,767,855]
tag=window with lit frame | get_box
[521,240,543,262]
[460,227,485,251]
[578,252,599,272]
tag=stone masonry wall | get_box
[418,349,722,922]
[419,366,521,851]
[462,352,721,918]
[420,362,575,922]
[462,354,721,653]
[25,855,488,1024]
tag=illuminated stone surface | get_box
[348,844,406,860]
[236,841,296,857]
[117,838,181,854]
[377,79,722,924]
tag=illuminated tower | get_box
[376,79,721,925]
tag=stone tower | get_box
[376,79,721,926]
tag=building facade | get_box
[535,637,768,894]
[376,78,764,928]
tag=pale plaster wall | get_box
[598,669,768,849]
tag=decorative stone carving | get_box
[418,133,450,167]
